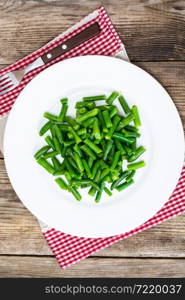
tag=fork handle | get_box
[41,22,101,64]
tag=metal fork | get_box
[0,22,100,96]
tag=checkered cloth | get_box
[0,7,184,269]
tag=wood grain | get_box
[0,0,185,63]
[0,0,185,277]
[0,256,185,278]
[0,159,185,257]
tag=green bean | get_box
[103,140,113,160]
[78,107,87,114]
[44,112,58,122]
[53,137,62,153]
[110,151,121,170]
[53,170,65,176]
[84,139,102,154]
[88,186,97,196]
[119,113,135,129]
[77,128,87,136]
[55,177,68,190]
[100,168,110,180]
[37,157,55,174]
[81,145,97,160]
[72,180,100,191]
[93,117,101,140]
[59,124,70,132]
[43,150,59,159]
[91,161,100,179]
[74,152,84,173]
[53,124,63,143]
[114,138,126,155]
[132,105,141,127]
[103,186,112,196]
[69,186,82,201]
[124,145,134,156]
[82,117,94,128]
[58,103,68,122]
[64,171,72,182]
[111,170,131,190]
[94,169,101,182]
[98,105,112,111]
[68,157,78,171]
[99,160,109,169]
[60,98,68,104]
[61,147,67,158]
[65,158,76,178]
[64,140,75,148]
[88,157,94,168]
[49,126,56,141]
[34,145,50,160]
[109,145,115,161]
[118,95,131,114]
[39,121,52,136]
[51,156,61,170]
[82,159,91,178]
[126,170,136,182]
[125,125,139,132]
[74,144,83,157]
[98,111,108,133]
[109,106,118,118]
[75,101,95,109]
[105,115,121,139]
[64,116,80,130]
[102,110,112,128]
[127,160,145,170]
[95,183,105,203]
[116,179,134,191]
[83,95,106,101]
[68,127,82,144]
[77,108,99,123]
[106,91,120,105]
[113,133,135,144]
[128,146,146,162]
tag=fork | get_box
[0,22,100,96]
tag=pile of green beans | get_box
[34,92,146,202]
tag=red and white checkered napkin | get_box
[0,7,185,269]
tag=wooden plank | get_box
[0,159,185,257]
[0,0,184,63]
[0,256,184,277]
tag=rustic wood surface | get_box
[0,0,185,278]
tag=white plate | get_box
[4,56,184,238]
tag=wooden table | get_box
[0,0,185,278]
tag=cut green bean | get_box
[39,121,52,136]
[77,128,87,136]
[82,159,92,178]
[128,146,146,162]
[81,145,97,160]
[75,101,96,109]
[34,145,50,160]
[83,95,106,101]
[106,91,120,105]
[91,161,100,179]
[116,179,134,191]
[77,108,99,123]
[74,144,83,157]
[58,103,68,122]
[102,110,112,128]
[51,156,61,170]
[113,133,135,144]
[74,152,84,173]
[43,150,59,159]
[95,183,105,203]
[105,115,121,139]
[53,124,63,143]
[45,136,55,150]
[55,177,68,190]
[64,116,80,130]
[68,127,82,144]
[132,105,141,127]
[82,117,94,128]
[126,170,136,182]
[53,137,62,153]
[119,113,135,129]
[103,186,112,196]
[84,139,102,154]
[88,186,97,196]
[110,106,118,118]
[103,140,113,160]
[111,170,131,190]
[127,160,145,170]
[118,95,131,114]
[69,186,82,201]
[37,157,55,174]
[44,112,58,122]
[93,118,101,139]
[88,157,94,168]
[114,138,126,155]
[110,151,121,170]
